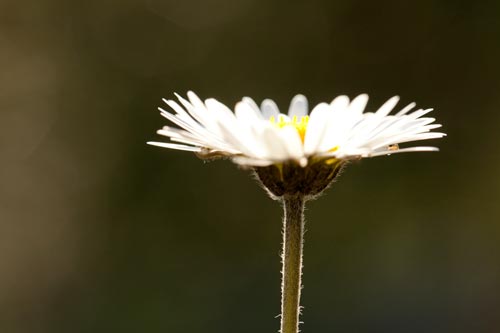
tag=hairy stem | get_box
[280,194,305,333]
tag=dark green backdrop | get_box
[1,0,499,332]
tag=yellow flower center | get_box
[270,115,309,142]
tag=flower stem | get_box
[280,194,305,333]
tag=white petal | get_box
[212,113,253,155]
[278,126,304,160]
[159,108,202,136]
[423,124,442,131]
[232,156,274,167]
[400,117,436,131]
[366,146,440,157]
[288,94,308,117]
[407,108,434,120]
[147,141,202,152]
[170,137,205,146]
[163,99,192,119]
[261,99,280,119]
[242,97,264,118]
[330,95,350,110]
[346,96,401,146]
[157,125,196,138]
[205,98,236,121]
[371,132,446,150]
[395,102,416,116]
[348,94,369,117]
[375,96,400,117]
[159,108,224,149]
[260,126,289,160]
[157,127,202,143]
[187,91,207,111]
[303,103,330,155]
[175,92,216,131]
[162,101,204,131]
[233,104,274,158]
[235,101,264,123]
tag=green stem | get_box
[280,194,305,333]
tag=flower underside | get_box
[255,159,344,198]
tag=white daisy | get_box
[148,92,446,330]
[148,91,445,168]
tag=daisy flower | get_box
[148,91,445,168]
[148,91,445,333]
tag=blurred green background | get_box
[1,0,500,332]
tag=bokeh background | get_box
[1,0,500,332]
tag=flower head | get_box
[148,91,445,168]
